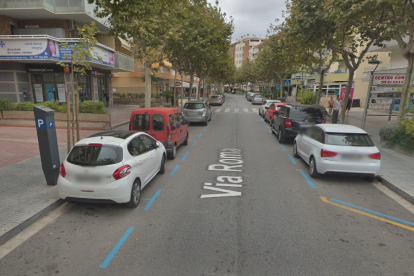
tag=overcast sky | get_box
[207,0,286,43]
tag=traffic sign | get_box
[35,118,46,130]
[49,122,54,128]
[276,84,281,89]
[283,79,291,87]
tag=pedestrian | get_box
[104,90,109,107]
[346,97,352,116]
[334,96,341,113]
[328,96,335,115]
[170,92,175,107]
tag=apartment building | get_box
[233,34,264,68]
[0,0,134,106]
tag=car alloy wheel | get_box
[293,142,299,158]
[309,157,320,178]
[168,144,177,160]
[126,180,141,208]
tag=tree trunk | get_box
[398,55,414,122]
[144,61,151,108]
[188,73,194,101]
[173,70,178,107]
[197,77,201,100]
[316,70,325,105]
[339,70,354,124]
[203,78,206,101]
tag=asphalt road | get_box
[2,93,414,275]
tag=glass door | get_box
[31,74,44,103]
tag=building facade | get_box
[0,1,134,106]
[233,34,264,68]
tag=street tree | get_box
[89,0,186,108]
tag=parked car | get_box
[264,102,290,123]
[220,93,226,101]
[58,131,166,208]
[130,107,189,160]
[183,101,212,126]
[209,95,224,106]
[271,105,325,143]
[259,100,281,117]
[251,94,264,105]
[247,92,255,101]
[293,124,381,179]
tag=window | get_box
[307,127,324,143]
[153,114,164,131]
[179,113,185,125]
[326,133,375,147]
[133,114,150,131]
[68,145,123,166]
[174,113,181,128]
[128,137,146,156]
[289,107,323,120]
[169,114,176,131]
[139,135,157,151]
[268,104,275,110]
[184,103,204,109]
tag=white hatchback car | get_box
[293,124,381,179]
[58,131,166,208]
[259,100,281,117]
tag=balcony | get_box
[364,62,408,72]
[114,52,134,72]
[0,0,108,31]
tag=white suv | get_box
[58,131,166,208]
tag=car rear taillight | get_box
[322,120,326,124]
[369,152,381,160]
[113,165,131,180]
[284,119,292,127]
[166,123,171,142]
[60,164,66,178]
[321,149,338,158]
[89,143,102,146]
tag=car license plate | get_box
[76,175,101,182]
[341,154,363,160]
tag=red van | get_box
[130,108,189,160]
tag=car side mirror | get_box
[156,142,160,148]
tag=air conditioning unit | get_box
[67,20,76,31]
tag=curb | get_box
[0,199,64,246]
[378,176,414,205]
[111,121,130,130]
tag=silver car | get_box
[209,95,224,106]
[252,94,263,105]
[183,101,212,125]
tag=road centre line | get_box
[330,198,414,227]
[169,165,180,176]
[198,133,202,139]
[321,197,414,232]
[192,141,197,146]
[143,189,162,211]
[287,154,297,165]
[181,151,190,160]
[99,227,134,268]
[299,170,316,189]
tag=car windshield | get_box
[254,95,262,98]
[289,107,323,119]
[184,103,204,109]
[67,145,123,166]
[326,133,375,147]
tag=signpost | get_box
[283,79,291,87]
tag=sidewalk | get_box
[0,104,139,246]
[286,96,414,204]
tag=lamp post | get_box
[178,68,184,112]
[361,60,381,129]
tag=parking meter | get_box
[34,106,60,186]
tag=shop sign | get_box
[64,67,70,74]
[59,42,115,67]
[372,74,405,85]
[26,64,65,73]
[0,39,50,60]
[340,88,354,103]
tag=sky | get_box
[207,0,286,43]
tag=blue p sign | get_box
[36,118,46,130]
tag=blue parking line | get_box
[299,170,316,189]
[192,141,197,146]
[203,128,207,131]
[280,145,286,151]
[330,198,414,226]
[269,129,272,133]
[169,165,180,176]
[99,227,134,268]
[266,125,269,129]
[143,189,162,211]
[182,151,190,160]
[287,154,297,164]
[198,133,202,138]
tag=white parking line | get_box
[225,108,230,113]
[252,108,258,112]
[243,108,249,112]
[216,108,222,113]
[234,108,239,112]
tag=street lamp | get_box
[178,68,184,112]
[361,60,381,129]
